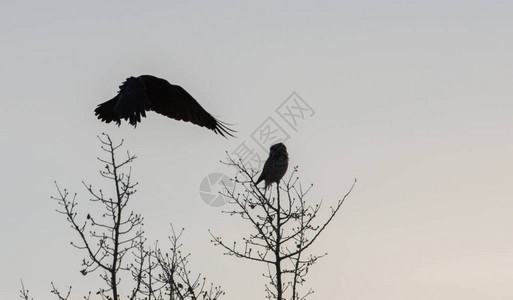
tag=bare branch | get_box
[211,154,356,300]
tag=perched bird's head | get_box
[269,143,288,160]
[270,143,286,153]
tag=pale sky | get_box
[1,1,512,299]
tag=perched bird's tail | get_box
[255,174,265,187]
[94,96,121,126]
[255,177,271,190]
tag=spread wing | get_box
[94,96,120,125]
[114,76,151,126]
[142,75,235,138]
[94,76,151,126]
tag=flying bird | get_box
[256,143,289,189]
[94,75,234,137]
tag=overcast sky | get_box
[1,1,512,299]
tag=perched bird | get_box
[94,75,234,137]
[256,143,289,189]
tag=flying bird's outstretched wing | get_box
[146,77,234,137]
[94,75,235,138]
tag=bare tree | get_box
[132,225,225,300]
[51,133,142,299]
[210,155,356,300]
[22,133,222,300]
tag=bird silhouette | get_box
[94,75,235,137]
[256,143,289,189]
